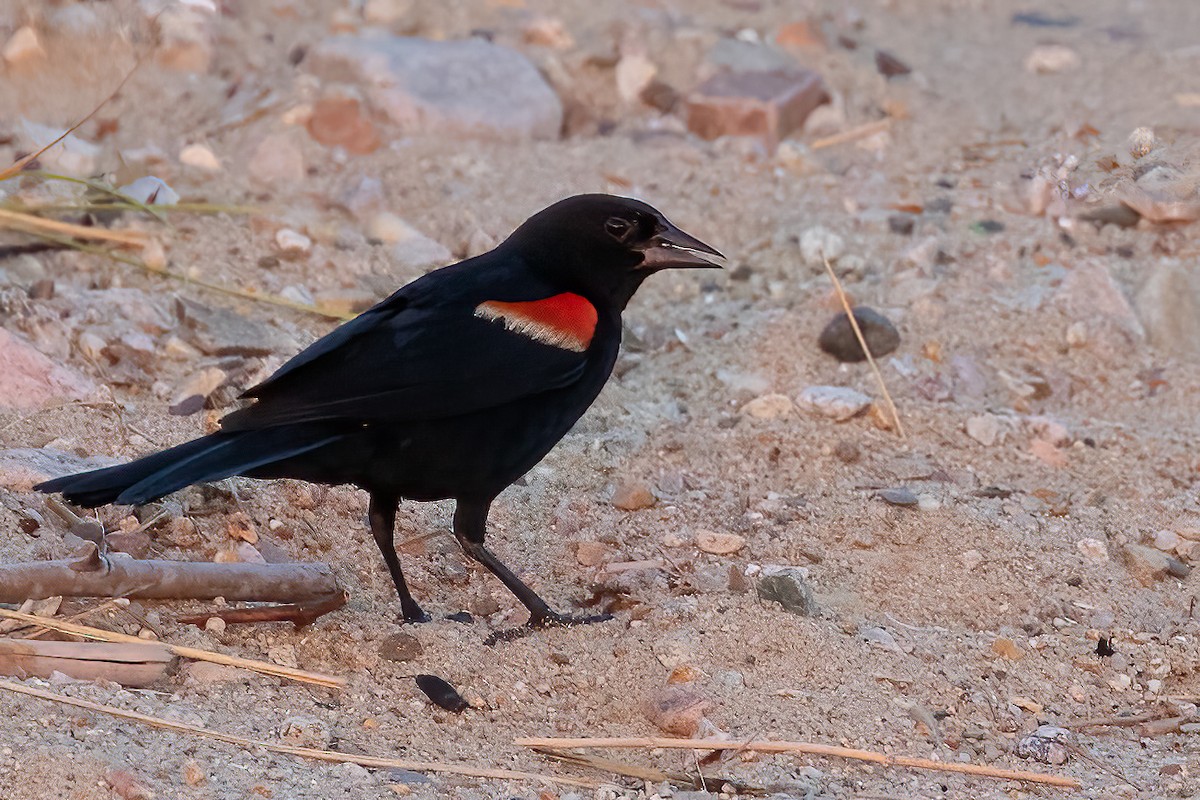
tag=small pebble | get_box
[379,632,423,662]
[1016,725,1072,765]
[878,487,918,507]
[611,481,655,511]
[1024,44,1081,74]
[695,530,746,555]
[641,685,710,736]
[757,565,816,616]
[799,225,845,266]
[817,307,900,362]
[875,49,911,77]
[796,386,872,421]
[119,176,180,206]
[180,143,221,171]
[3,27,45,66]
[274,228,312,256]
[740,393,793,419]
[204,617,226,635]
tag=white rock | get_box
[19,120,100,177]
[1024,44,1080,74]
[248,131,305,184]
[366,211,419,244]
[274,228,312,255]
[616,54,657,103]
[180,143,221,171]
[390,233,451,271]
[362,0,412,25]
[119,176,180,206]
[965,414,1006,446]
[1127,126,1157,159]
[796,386,871,421]
[1153,529,1181,553]
[2,26,45,66]
[799,225,845,267]
[1076,537,1109,563]
[740,393,793,419]
[1024,415,1071,447]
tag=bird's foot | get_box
[398,602,432,624]
[484,610,613,645]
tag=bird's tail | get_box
[35,426,343,508]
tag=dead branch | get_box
[0,555,341,603]
[515,736,1081,789]
[177,592,347,628]
[0,638,174,687]
[0,609,344,689]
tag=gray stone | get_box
[1136,259,1200,357]
[796,385,872,421]
[174,298,299,357]
[308,34,562,141]
[0,447,121,491]
[817,307,900,362]
[757,565,817,616]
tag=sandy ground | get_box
[2,1,1199,798]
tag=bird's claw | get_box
[484,611,614,645]
[399,605,432,624]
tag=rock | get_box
[799,225,845,266]
[106,530,153,559]
[1029,438,1067,468]
[339,176,386,216]
[19,119,100,176]
[1024,44,1080,74]
[379,632,423,662]
[1123,542,1191,585]
[612,482,655,511]
[362,0,412,25]
[523,17,573,50]
[185,661,246,684]
[248,131,305,184]
[796,386,871,421]
[2,26,45,67]
[1076,537,1109,563]
[0,329,97,412]
[875,49,911,77]
[757,565,816,616]
[274,228,313,257]
[214,541,266,564]
[1153,529,1181,553]
[1127,126,1158,159]
[817,307,900,362]
[878,487,918,507]
[182,761,206,787]
[104,768,153,800]
[1054,260,1143,355]
[308,35,562,141]
[574,541,611,566]
[775,20,825,49]
[641,685,711,737]
[740,393,793,419]
[119,176,179,206]
[225,512,258,544]
[696,531,745,555]
[155,4,214,72]
[174,297,298,357]
[966,414,1007,446]
[685,68,829,151]
[616,54,657,103]
[0,254,46,289]
[1136,260,1200,357]
[306,95,382,155]
[179,143,221,171]
[390,234,452,271]
[1016,726,1073,765]
[0,447,120,491]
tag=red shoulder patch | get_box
[474,293,598,352]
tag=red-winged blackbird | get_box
[37,194,722,632]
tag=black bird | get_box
[36,194,723,632]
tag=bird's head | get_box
[504,194,724,309]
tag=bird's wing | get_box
[220,289,598,431]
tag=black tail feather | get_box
[35,427,343,508]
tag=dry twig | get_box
[0,679,597,788]
[0,609,344,689]
[0,638,173,687]
[811,118,892,150]
[514,736,1081,789]
[821,254,905,437]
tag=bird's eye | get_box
[605,216,633,242]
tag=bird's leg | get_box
[368,492,430,623]
[453,500,612,636]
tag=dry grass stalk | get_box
[0,679,597,789]
[0,208,148,247]
[821,254,905,437]
[0,609,344,689]
[514,737,1081,789]
[811,118,892,150]
[531,746,744,791]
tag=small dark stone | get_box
[1096,636,1115,657]
[379,632,423,662]
[878,487,919,507]
[971,219,1005,234]
[1081,204,1141,229]
[757,567,816,616]
[640,79,679,113]
[728,264,754,281]
[875,49,911,77]
[106,530,153,559]
[414,674,469,712]
[817,307,901,363]
[832,439,860,463]
[1065,575,1083,587]
[887,214,915,236]
[27,279,55,299]
[445,611,474,624]
[1011,12,1080,28]
[926,196,954,214]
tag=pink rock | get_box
[307,35,562,141]
[0,327,96,411]
[685,69,829,150]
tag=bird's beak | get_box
[637,223,725,270]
